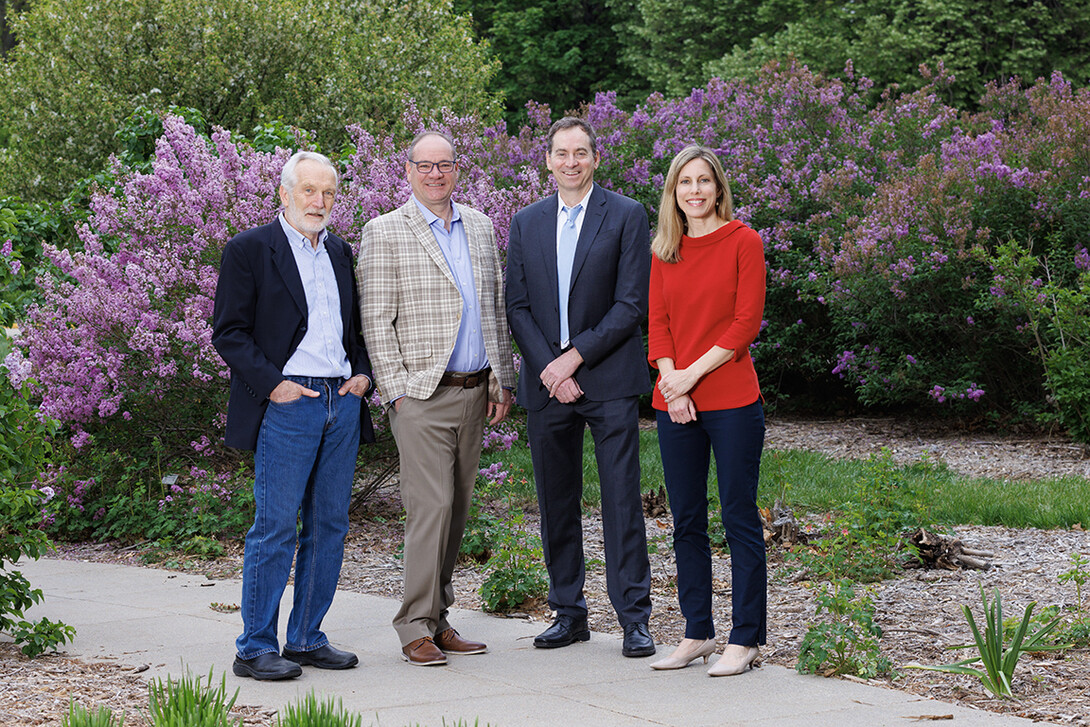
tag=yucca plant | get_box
[277,692,362,727]
[146,666,239,726]
[911,586,1071,698]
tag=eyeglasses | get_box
[408,159,456,174]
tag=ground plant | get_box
[146,667,239,727]
[796,579,892,679]
[1056,552,1090,647]
[911,586,1070,698]
[276,693,362,727]
[1059,552,1089,618]
[784,450,930,582]
[479,507,548,612]
[62,700,124,727]
[460,501,502,564]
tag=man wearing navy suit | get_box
[506,117,655,658]
[213,151,375,680]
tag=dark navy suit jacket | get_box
[212,220,375,450]
[506,184,652,411]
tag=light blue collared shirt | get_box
[412,196,489,373]
[554,186,594,347]
[278,214,352,378]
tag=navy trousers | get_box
[656,400,766,645]
[527,395,652,626]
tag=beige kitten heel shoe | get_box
[707,644,760,676]
[649,638,717,670]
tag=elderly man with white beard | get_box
[213,151,375,680]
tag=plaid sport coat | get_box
[358,198,516,407]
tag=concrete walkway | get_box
[20,558,1037,727]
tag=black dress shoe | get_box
[533,615,590,648]
[281,643,359,670]
[622,622,656,657]
[232,652,302,680]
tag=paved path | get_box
[21,558,1037,727]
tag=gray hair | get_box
[280,151,338,191]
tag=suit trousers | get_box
[527,395,652,626]
[655,400,767,646]
[389,384,487,646]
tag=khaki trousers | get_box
[389,384,488,646]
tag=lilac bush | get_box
[575,63,1089,418]
[7,59,1090,518]
[5,118,283,465]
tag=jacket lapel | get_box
[402,199,457,288]
[326,238,354,334]
[537,194,561,303]
[463,210,485,297]
[569,184,605,290]
[269,221,308,319]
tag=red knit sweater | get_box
[648,220,766,412]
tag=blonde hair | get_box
[651,145,733,263]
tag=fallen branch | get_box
[906,528,994,570]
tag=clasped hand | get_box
[540,348,584,403]
[657,368,697,402]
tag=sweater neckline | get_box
[682,219,743,247]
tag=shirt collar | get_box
[278,212,328,251]
[412,195,461,228]
[556,185,595,219]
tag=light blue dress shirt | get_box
[412,196,489,373]
[278,214,352,378]
[554,187,594,347]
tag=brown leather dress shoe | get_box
[434,627,487,655]
[401,636,447,666]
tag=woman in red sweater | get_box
[647,146,767,676]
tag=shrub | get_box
[0,0,500,199]
[0,486,76,657]
[983,240,1090,439]
[11,65,1090,538]
[0,374,73,657]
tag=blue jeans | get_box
[235,376,361,659]
[656,400,766,645]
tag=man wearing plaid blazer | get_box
[359,131,516,666]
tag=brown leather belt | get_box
[438,368,490,389]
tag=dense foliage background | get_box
[0,0,500,199]
[1,0,1088,539]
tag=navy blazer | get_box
[506,184,652,411]
[212,220,375,450]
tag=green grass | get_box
[480,419,1090,530]
[480,428,663,506]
